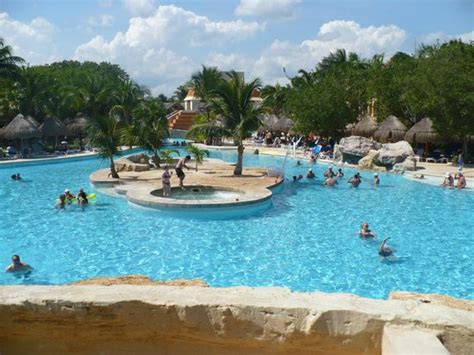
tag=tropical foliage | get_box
[186,145,209,171]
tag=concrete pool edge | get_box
[0,285,472,354]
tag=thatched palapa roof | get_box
[40,116,67,137]
[373,115,407,143]
[405,117,437,144]
[352,114,378,137]
[261,114,294,132]
[25,115,40,128]
[3,114,42,140]
[67,115,88,136]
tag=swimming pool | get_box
[0,149,473,299]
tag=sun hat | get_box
[445,172,451,178]
[64,189,69,193]
[374,173,378,176]
[308,168,312,172]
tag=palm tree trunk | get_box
[110,156,119,178]
[234,144,244,175]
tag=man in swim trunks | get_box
[441,172,454,187]
[306,168,315,179]
[5,255,32,273]
[175,155,191,189]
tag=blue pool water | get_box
[0,149,473,299]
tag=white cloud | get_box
[252,20,406,83]
[0,12,58,64]
[123,0,156,16]
[87,14,114,27]
[74,5,264,94]
[235,0,301,18]
[419,30,474,45]
[204,53,250,71]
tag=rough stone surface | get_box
[0,285,472,355]
[393,156,417,172]
[390,292,474,312]
[70,275,208,287]
[382,325,449,355]
[357,149,378,169]
[115,153,151,172]
[337,136,382,164]
[373,141,414,167]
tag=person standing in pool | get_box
[373,173,380,186]
[5,255,32,273]
[77,188,88,206]
[457,172,467,190]
[349,173,361,187]
[359,222,376,239]
[64,189,75,203]
[56,194,66,209]
[162,166,172,196]
[175,155,191,189]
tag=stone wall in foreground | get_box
[0,285,472,355]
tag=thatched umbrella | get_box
[3,114,42,153]
[405,117,437,144]
[352,114,378,138]
[373,115,407,143]
[261,114,294,132]
[67,115,88,150]
[25,115,40,128]
[40,116,67,147]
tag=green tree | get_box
[213,71,262,175]
[160,148,180,166]
[0,38,25,79]
[87,113,123,178]
[414,40,474,157]
[261,83,288,119]
[186,145,209,171]
[191,65,223,118]
[133,99,169,165]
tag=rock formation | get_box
[115,153,151,172]
[334,136,382,164]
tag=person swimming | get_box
[359,222,376,239]
[10,173,21,180]
[349,174,361,187]
[373,173,380,186]
[379,237,394,257]
[5,255,33,273]
[306,168,315,179]
[441,172,454,187]
[77,188,88,206]
[324,167,335,178]
[457,172,467,189]
[56,194,66,209]
[64,189,75,203]
[293,175,303,182]
[336,169,344,178]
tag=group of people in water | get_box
[441,171,467,189]
[359,222,395,258]
[293,164,381,188]
[56,188,89,208]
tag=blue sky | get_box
[1,0,472,95]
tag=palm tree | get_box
[0,38,25,79]
[191,65,223,118]
[132,99,169,166]
[261,83,288,119]
[160,148,180,167]
[213,71,262,175]
[87,112,123,178]
[186,145,209,171]
[113,79,148,123]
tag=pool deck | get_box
[90,158,283,209]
